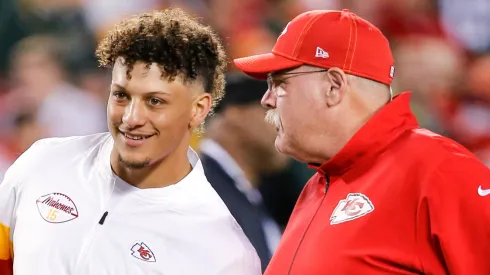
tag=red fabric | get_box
[265,92,490,274]
[233,9,395,85]
[0,259,13,275]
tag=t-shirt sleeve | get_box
[0,140,44,275]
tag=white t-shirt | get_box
[0,133,261,275]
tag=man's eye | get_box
[112,91,127,100]
[275,79,285,85]
[149,98,164,106]
[273,79,286,88]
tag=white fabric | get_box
[0,132,261,275]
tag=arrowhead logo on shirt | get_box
[131,241,156,262]
[330,193,374,225]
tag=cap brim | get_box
[233,53,303,80]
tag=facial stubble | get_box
[118,154,151,169]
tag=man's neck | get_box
[111,146,192,189]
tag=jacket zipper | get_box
[74,211,110,274]
[74,182,126,274]
[287,175,330,275]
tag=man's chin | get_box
[118,154,151,169]
[274,136,295,160]
[274,137,285,154]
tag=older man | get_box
[233,9,490,275]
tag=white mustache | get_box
[265,109,282,129]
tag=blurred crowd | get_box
[0,0,489,227]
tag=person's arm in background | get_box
[0,162,20,275]
[420,152,490,274]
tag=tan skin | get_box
[107,59,211,188]
[261,65,390,165]
[10,50,65,108]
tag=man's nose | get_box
[122,100,146,127]
[261,88,277,109]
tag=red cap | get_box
[233,9,395,85]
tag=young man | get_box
[0,9,260,275]
[233,9,490,275]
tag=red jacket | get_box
[265,92,490,275]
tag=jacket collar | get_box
[309,92,419,177]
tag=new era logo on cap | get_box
[233,9,395,85]
[277,22,290,41]
[315,47,329,58]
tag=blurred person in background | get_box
[234,9,490,274]
[200,73,290,271]
[0,109,44,181]
[8,35,106,137]
[391,36,465,134]
[375,0,446,40]
[0,0,98,77]
[392,36,490,167]
[11,109,45,154]
[0,9,260,275]
[81,0,162,40]
[444,54,490,166]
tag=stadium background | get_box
[0,0,489,228]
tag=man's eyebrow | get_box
[110,83,126,91]
[146,91,171,96]
[110,84,171,96]
[270,68,295,78]
[270,73,285,80]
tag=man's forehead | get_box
[112,59,162,81]
[111,59,205,95]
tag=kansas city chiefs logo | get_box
[131,242,156,262]
[330,193,374,225]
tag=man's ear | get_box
[189,93,212,129]
[324,67,348,107]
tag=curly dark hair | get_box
[95,9,227,111]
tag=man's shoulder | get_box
[398,128,489,181]
[2,133,112,184]
[405,130,490,203]
[397,128,479,163]
[26,133,111,153]
[19,132,112,167]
